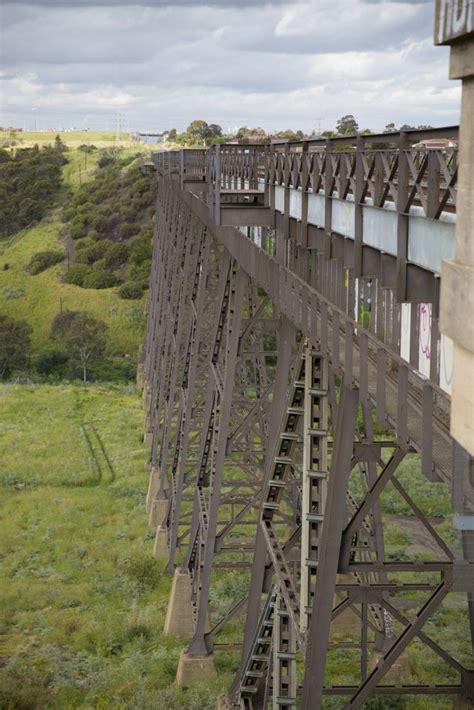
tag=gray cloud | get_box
[0,0,459,133]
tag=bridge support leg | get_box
[145,465,161,514]
[164,568,194,638]
[302,384,359,708]
[148,495,167,529]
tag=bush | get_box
[82,269,118,289]
[118,281,144,300]
[118,222,140,240]
[75,239,112,266]
[63,263,90,286]
[36,348,68,376]
[28,249,64,275]
[129,232,152,265]
[103,242,129,268]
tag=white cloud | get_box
[0,0,460,133]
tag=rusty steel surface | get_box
[143,128,474,708]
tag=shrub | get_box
[28,249,64,275]
[82,269,118,289]
[118,223,140,240]
[129,232,152,265]
[103,242,129,268]
[36,348,69,376]
[76,239,113,265]
[118,281,143,300]
[69,216,87,240]
[63,263,90,286]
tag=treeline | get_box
[165,115,435,147]
[63,150,156,299]
[0,137,67,239]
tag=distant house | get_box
[413,138,458,150]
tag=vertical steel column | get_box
[302,385,359,707]
[300,344,329,632]
[187,263,247,656]
[272,590,297,710]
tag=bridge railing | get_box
[156,126,458,222]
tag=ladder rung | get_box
[246,670,265,678]
[305,560,319,569]
[276,698,297,706]
[307,470,328,479]
[281,432,300,441]
[293,380,305,388]
[287,406,304,415]
[263,502,279,510]
[308,387,327,397]
[308,428,327,437]
[269,479,286,488]
[276,652,296,660]
[306,513,324,523]
[251,653,270,661]
[275,456,293,466]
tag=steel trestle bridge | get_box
[140,128,474,709]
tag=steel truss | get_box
[143,161,474,708]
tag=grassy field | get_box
[1,130,136,149]
[0,383,230,709]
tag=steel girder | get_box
[142,174,474,708]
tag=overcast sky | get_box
[0,0,460,134]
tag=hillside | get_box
[0,141,154,381]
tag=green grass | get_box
[1,130,134,149]
[0,383,230,708]
[0,219,145,356]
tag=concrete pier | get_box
[164,569,195,638]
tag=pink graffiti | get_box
[419,303,432,360]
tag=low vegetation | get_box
[0,139,67,238]
[63,151,155,299]
[0,384,229,708]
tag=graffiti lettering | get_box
[435,0,474,44]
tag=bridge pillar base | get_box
[148,497,167,529]
[143,388,151,412]
[136,363,145,390]
[143,430,153,446]
[176,650,215,687]
[153,526,168,556]
[164,569,194,638]
[454,695,474,709]
[145,465,161,513]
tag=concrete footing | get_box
[164,569,195,638]
[143,431,153,446]
[143,389,151,412]
[148,496,167,529]
[176,650,215,687]
[136,363,145,390]
[153,525,168,556]
[145,465,161,513]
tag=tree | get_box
[208,123,223,137]
[0,314,32,379]
[336,115,359,135]
[50,310,107,382]
[384,123,397,133]
[186,120,212,144]
[168,128,177,141]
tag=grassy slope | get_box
[0,384,229,708]
[0,147,146,357]
[1,130,135,149]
